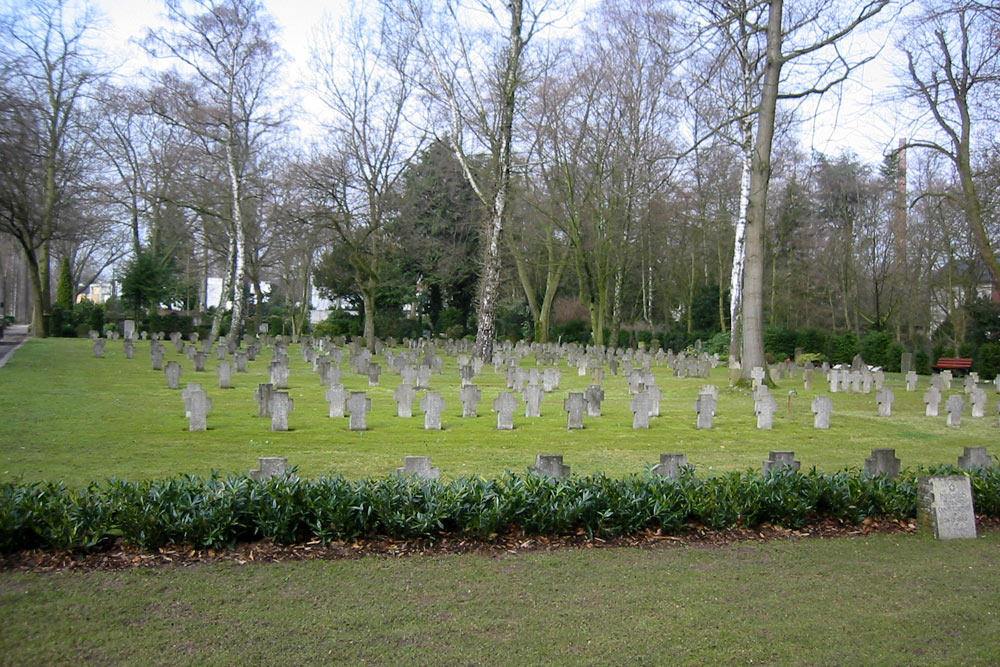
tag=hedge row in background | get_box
[3,467,998,553]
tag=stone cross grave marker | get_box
[215,345,227,361]
[918,476,977,539]
[217,360,233,389]
[193,351,207,372]
[255,383,274,417]
[964,375,977,394]
[946,394,964,427]
[493,392,518,430]
[970,388,987,418]
[755,394,777,430]
[563,392,586,430]
[182,382,203,418]
[421,392,446,430]
[941,370,953,391]
[695,392,716,430]
[646,384,662,417]
[459,364,475,387]
[542,368,561,392]
[400,366,417,386]
[366,362,382,387]
[396,456,440,481]
[460,385,482,418]
[750,366,765,388]
[415,366,432,390]
[958,446,994,469]
[270,392,293,431]
[394,384,416,418]
[627,371,645,395]
[270,362,289,390]
[584,385,604,417]
[865,448,901,478]
[905,371,918,391]
[653,453,688,478]
[346,391,372,431]
[523,385,544,418]
[315,358,330,385]
[876,387,894,417]
[326,384,347,418]
[631,391,651,429]
[151,346,164,371]
[248,457,290,481]
[803,369,814,391]
[323,364,342,387]
[165,361,182,389]
[123,340,135,359]
[186,386,212,431]
[93,339,106,358]
[529,454,570,479]
[234,351,248,373]
[763,451,800,475]
[829,369,840,393]
[811,395,832,429]
[923,387,942,417]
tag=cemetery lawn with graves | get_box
[1,337,996,487]
[1,530,998,664]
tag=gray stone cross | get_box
[493,392,518,430]
[269,362,289,390]
[270,392,294,431]
[946,394,964,427]
[420,392,446,430]
[811,395,832,429]
[394,384,416,418]
[396,456,440,481]
[460,385,482,418]
[217,360,233,389]
[255,383,275,418]
[694,393,716,430]
[924,387,942,417]
[326,384,347,418]
[346,391,372,431]
[185,386,212,432]
[523,385,544,417]
[876,387,895,417]
[584,385,604,417]
[563,392,586,430]
[165,361,182,389]
[631,392,651,429]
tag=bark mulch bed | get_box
[6,516,997,573]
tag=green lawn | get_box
[1,337,996,486]
[1,530,997,664]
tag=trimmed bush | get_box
[2,467,997,553]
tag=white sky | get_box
[89,0,907,165]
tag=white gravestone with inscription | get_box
[918,476,977,539]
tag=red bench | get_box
[933,358,973,374]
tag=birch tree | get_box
[144,0,284,341]
[732,0,889,382]
[385,0,556,361]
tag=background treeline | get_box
[2,0,998,372]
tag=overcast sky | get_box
[90,0,907,165]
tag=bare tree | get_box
[144,0,285,341]
[897,1,1000,289]
[0,0,101,336]
[304,8,423,352]
[385,0,558,361]
[734,0,889,382]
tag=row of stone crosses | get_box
[247,445,997,483]
[88,329,1000,433]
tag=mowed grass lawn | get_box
[1,531,998,665]
[1,337,998,486]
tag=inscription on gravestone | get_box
[918,476,977,539]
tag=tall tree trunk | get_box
[740,0,783,383]
[361,283,376,352]
[729,117,752,363]
[226,142,247,342]
[210,238,235,340]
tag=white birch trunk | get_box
[225,141,247,342]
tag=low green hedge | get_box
[2,466,998,553]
